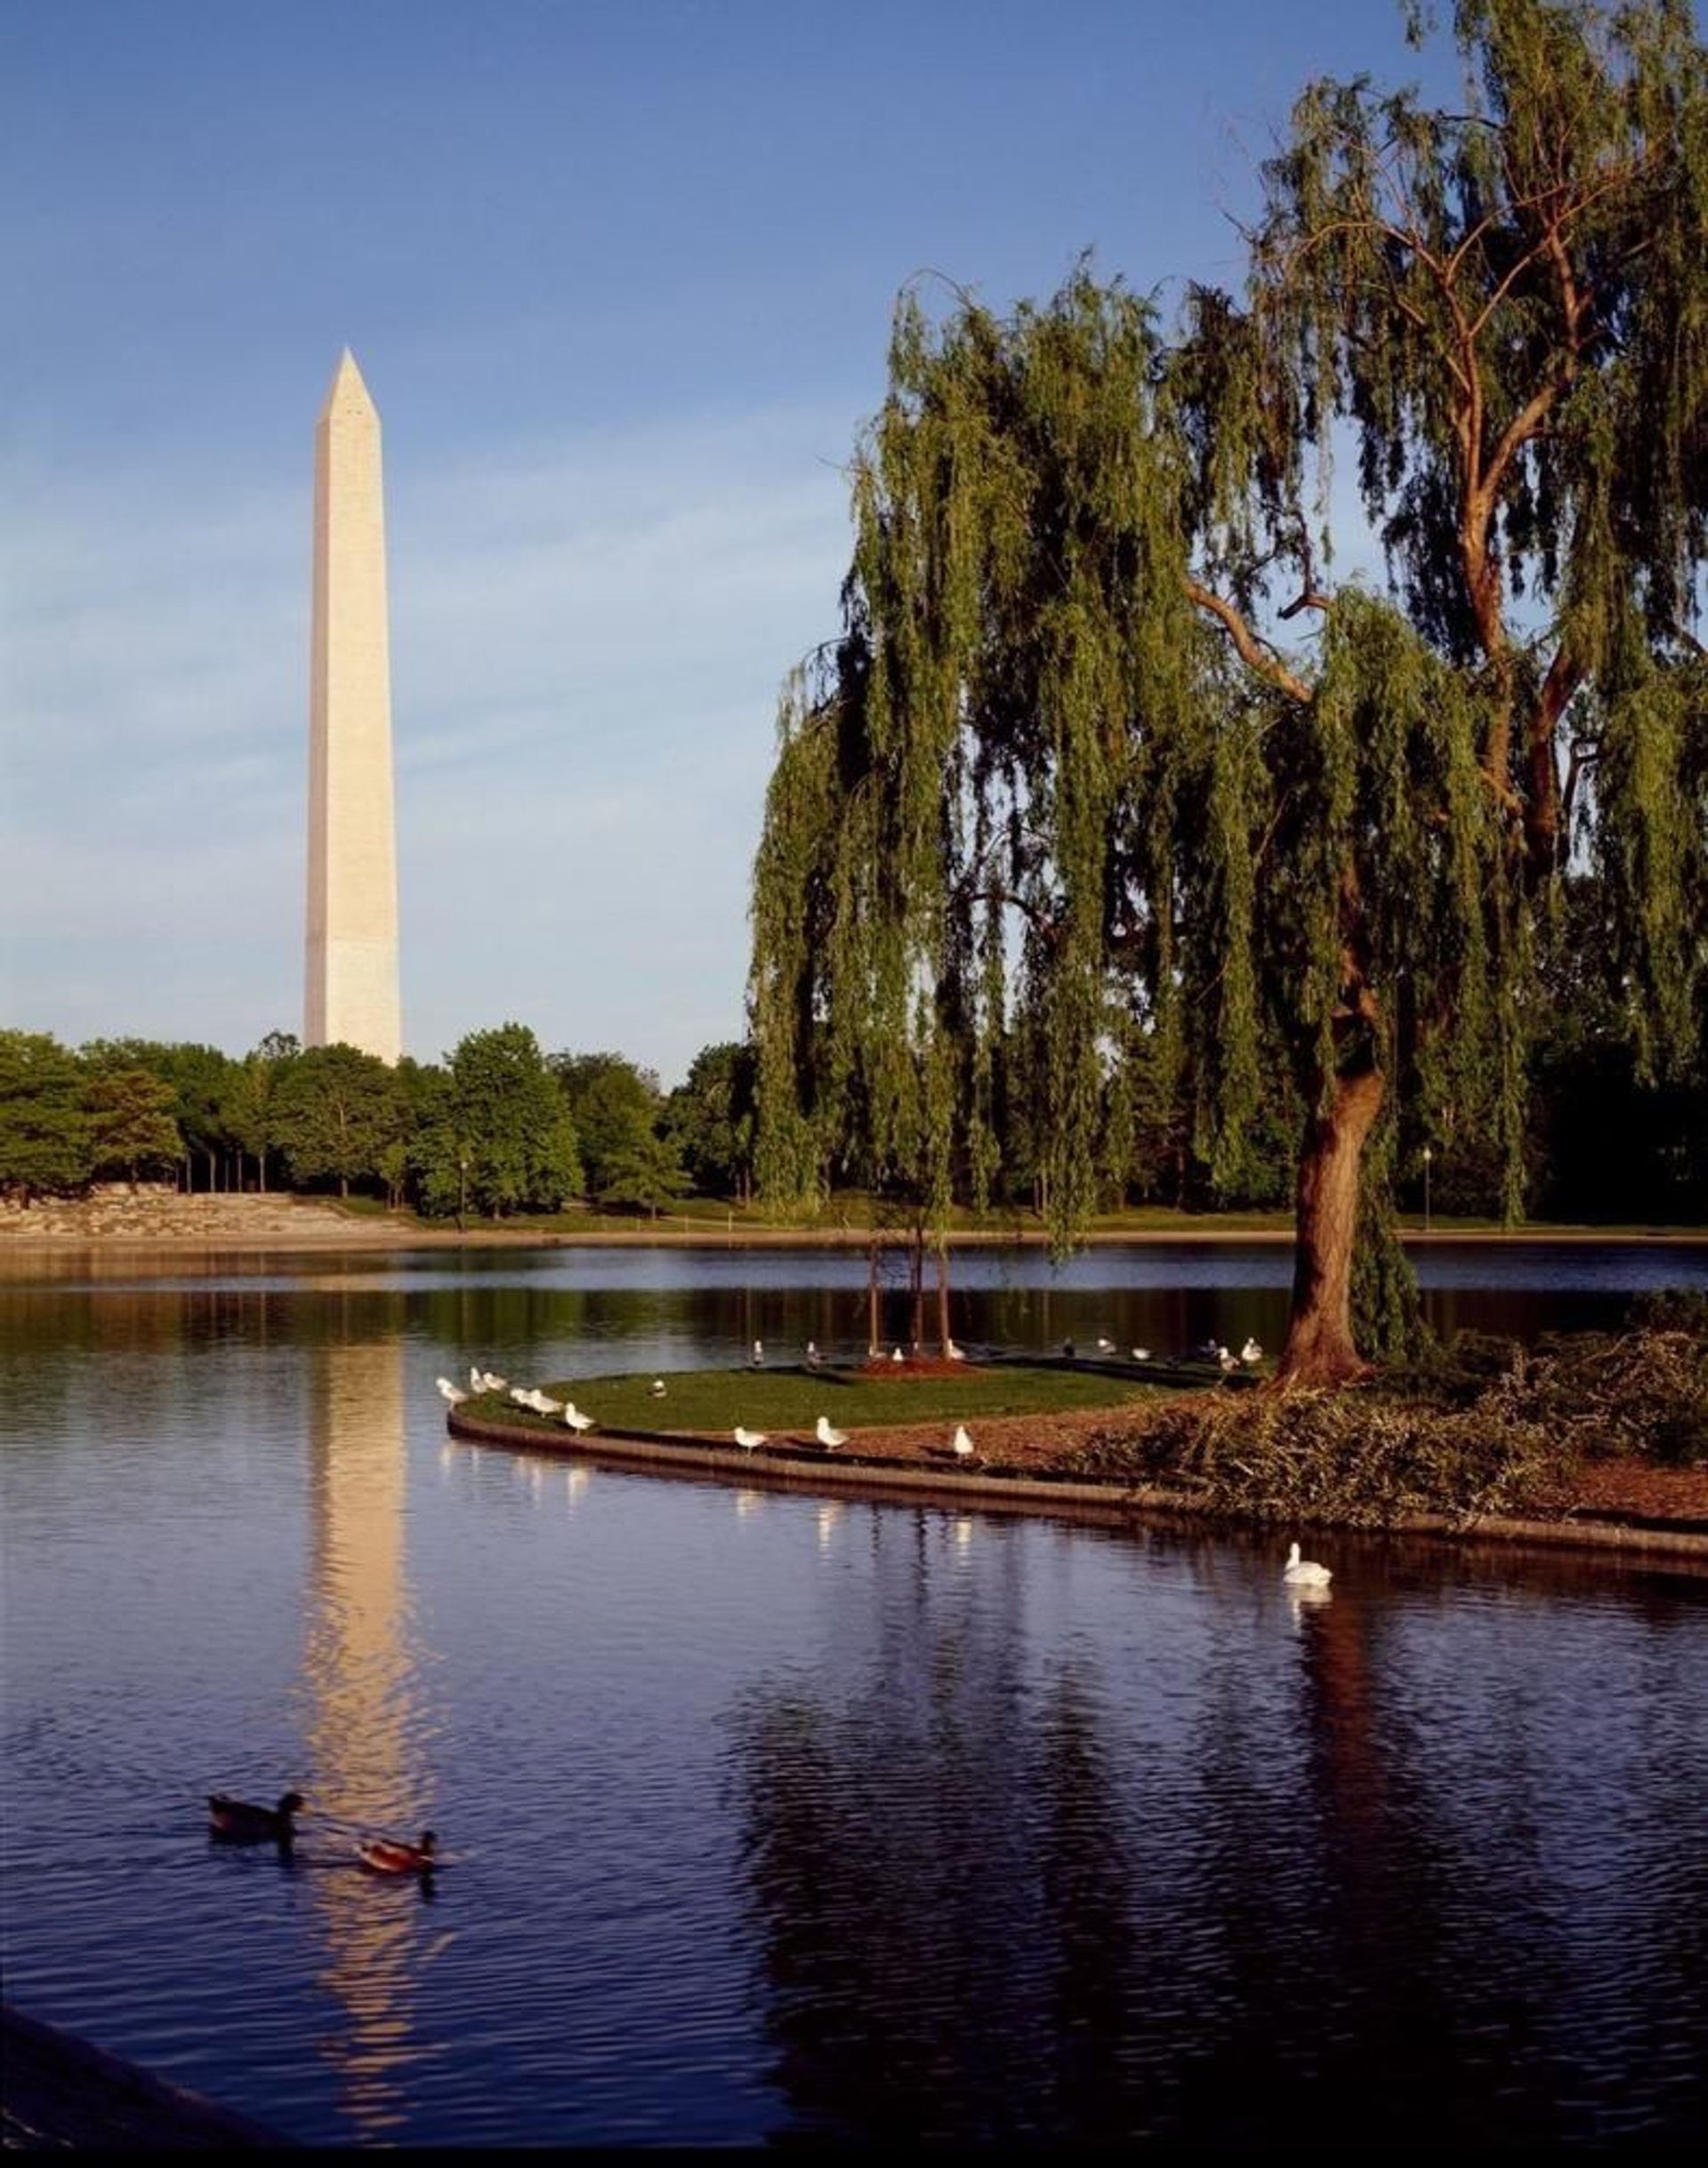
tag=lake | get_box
[2,1240,1705,2147]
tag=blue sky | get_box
[4,0,1458,1085]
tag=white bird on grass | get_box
[533,1394,562,1416]
[951,1423,977,1463]
[510,1385,534,1405]
[751,1340,765,1367]
[946,1339,965,1361]
[1241,1337,1263,1364]
[815,1414,848,1450]
[469,1365,484,1392]
[481,1370,508,1393]
[1283,1542,1332,1589]
[805,1341,823,1368]
[649,1379,668,1398]
[563,1404,595,1435]
[1096,1336,1116,1354]
[892,1346,905,1364]
[734,1425,767,1451]
[436,1377,469,1405]
[1131,1347,1152,1363]
[1218,1346,1240,1373]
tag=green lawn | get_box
[463,1358,1220,1439]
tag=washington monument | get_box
[305,349,401,1065]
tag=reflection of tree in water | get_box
[729,1515,1708,2147]
[729,1512,1145,2142]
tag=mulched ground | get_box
[704,1392,1708,1531]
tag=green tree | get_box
[222,1032,301,1193]
[551,1052,663,1199]
[274,1043,404,1198]
[665,1041,759,1202]
[597,1127,691,1217]
[417,1025,582,1218]
[752,0,1706,1385]
[0,1031,93,1200]
[85,1067,183,1186]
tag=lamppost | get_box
[457,1153,469,1235]
[1422,1145,1432,1236]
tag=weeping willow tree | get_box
[751,0,1706,1387]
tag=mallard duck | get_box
[208,1790,306,1842]
[358,1830,437,1874]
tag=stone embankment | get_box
[0,1187,392,1246]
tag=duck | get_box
[358,1830,437,1875]
[1283,1542,1332,1589]
[815,1414,848,1449]
[208,1790,306,1842]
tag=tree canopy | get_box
[750,0,1706,1382]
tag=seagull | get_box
[1241,1337,1263,1364]
[533,1394,562,1415]
[751,1340,765,1367]
[436,1377,469,1405]
[1283,1542,1332,1588]
[891,1346,905,1364]
[649,1378,668,1398]
[946,1339,965,1361]
[468,1365,484,1391]
[563,1404,595,1434]
[510,1385,534,1405]
[951,1423,977,1463]
[1131,1347,1152,1363]
[1095,1336,1116,1354]
[1218,1346,1240,1373]
[734,1425,767,1451]
[805,1341,823,1368]
[815,1414,848,1450]
[481,1370,508,1392]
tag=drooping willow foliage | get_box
[750,0,1706,1377]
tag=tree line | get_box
[0,1027,758,1220]
[3,879,1700,1226]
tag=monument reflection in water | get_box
[301,1329,434,2142]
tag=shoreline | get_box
[447,1406,1708,1562]
[3,1194,1704,1258]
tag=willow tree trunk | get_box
[1277,1064,1383,1386]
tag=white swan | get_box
[734,1425,767,1451]
[951,1423,976,1462]
[815,1414,848,1449]
[1283,1541,1332,1588]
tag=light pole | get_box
[1422,1145,1432,1236]
[457,1153,469,1235]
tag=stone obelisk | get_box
[305,348,401,1064]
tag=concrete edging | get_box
[447,1409,1708,1561]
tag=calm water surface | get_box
[3,1243,1705,2148]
